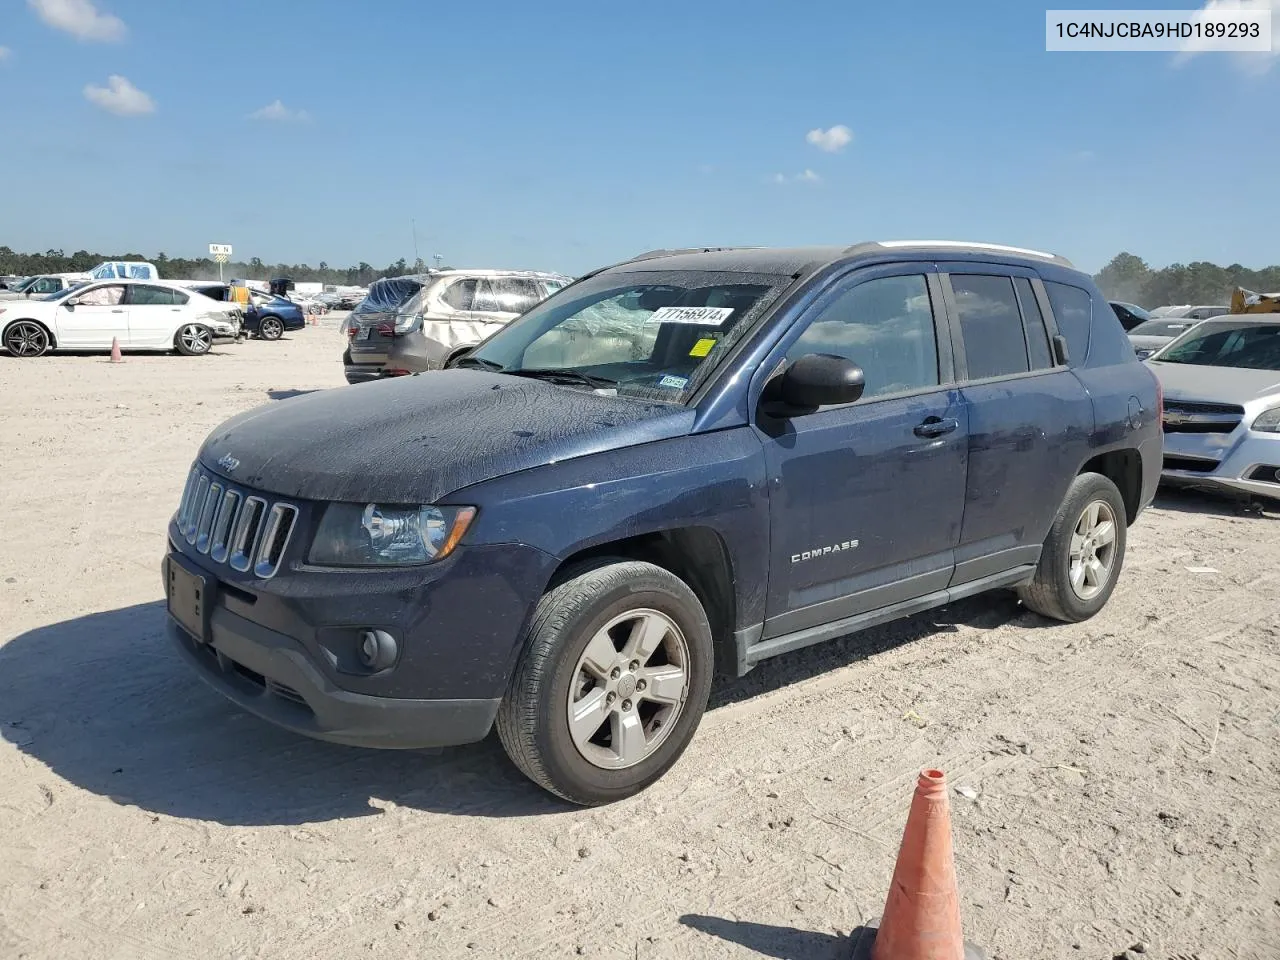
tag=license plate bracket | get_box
[166,554,215,643]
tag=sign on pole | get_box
[209,243,232,281]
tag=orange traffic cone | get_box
[110,337,123,363]
[851,769,986,960]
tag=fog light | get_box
[358,629,398,671]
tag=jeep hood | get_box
[1148,361,1280,405]
[199,371,695,502]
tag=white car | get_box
[0,279,242,358]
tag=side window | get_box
[441,278,476,311]
[785,274,939,401]
[76,285,125,306]
[171,290,189,305]
[1013,278,1054,370]
[128,285,175,306]
[1043,281,1091,365]
[473,279,500,312]
[1085,295,1137,366]
[33,278,58,294]
[949,274,1029,380]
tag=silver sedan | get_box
[1146,317,1280,500]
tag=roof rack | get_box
[622,246,760,265]
[845,240,1074,268]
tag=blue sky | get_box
[1,0,1277,275]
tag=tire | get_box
[259,316,284,341]
[3,320,51,358]
[1018,472,1128,622]
[497,560,714,805]
[174,323,213,356]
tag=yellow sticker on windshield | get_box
[689,337,716,358]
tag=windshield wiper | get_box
[506,368,618,389]
[453,356,506,371]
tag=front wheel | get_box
[174,323,213,356]
[4,321,50,358]
[497,560,714,805]
[259,316,284,341]
[1018,472,1128,622]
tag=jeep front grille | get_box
[176,465,297,579]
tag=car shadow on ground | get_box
[679,915,853,960]
[0,592,1034,826]
[1153,486,1280,519]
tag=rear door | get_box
[125,284,187,346]
[472,277,542,331]
[55,283,129,346]
[939,265,1093,584]
[758,264,969,636]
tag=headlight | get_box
[394,314,423,334]
[1251,406,1280,433]
[309,503,476,566]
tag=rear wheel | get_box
[259,316,284,341]
[174,324,212,356]
[1018,472,1127,622]
[497,560,714,805]
[4,321,50,358]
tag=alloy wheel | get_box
[1069,500,1118,601]
[566,608,691,770]
[179,325,211,355]
[5,321,49,357]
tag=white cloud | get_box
[772,169,823,185]
[1178,0,1279,73]
[249,99,310,122]
[0,46,11,62]
[83,75,154,116]
[805,124,853,153]
[28,0,125,42]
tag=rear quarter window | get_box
[1085,295,1136,366]
[1043,281,1091,366]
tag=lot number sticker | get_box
[647,306,735,326]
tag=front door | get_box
[56,283,128,347]
[758,267,969,639]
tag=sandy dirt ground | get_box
[1,319,1278,960]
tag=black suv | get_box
[164,241,1162,805]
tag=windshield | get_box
[1154,320,1280,370]
[1131,319,1196,337]
[36,282,87,302]
[463,269,792,402]
[1113,302,1151,321]
[1149,306,1187,318]
[12,276,39,292]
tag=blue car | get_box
[164,241,1161,805]
[243,291,306,341]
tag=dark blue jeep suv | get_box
[163,241,1162,804]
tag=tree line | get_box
[3,245,1277,304]
[1093,253,1280,307]
[0,247,441,287]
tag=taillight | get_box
[376,322,394,337]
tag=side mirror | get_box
[778,354,865,410]
[65,297,81,307]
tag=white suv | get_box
[344,269,570,383]
[1,279,242,358]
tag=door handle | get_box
[110,309,124,313]
[914,416,959,438]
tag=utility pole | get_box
[412,219,421,273]
[432,253,443,270]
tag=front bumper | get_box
[168,616,499,749]
[1161,427,1280,500]
[162,528,558,748]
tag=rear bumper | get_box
[169,615,499,749]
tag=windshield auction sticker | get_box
[647,306,735,326]
[1046,9,1271,51]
